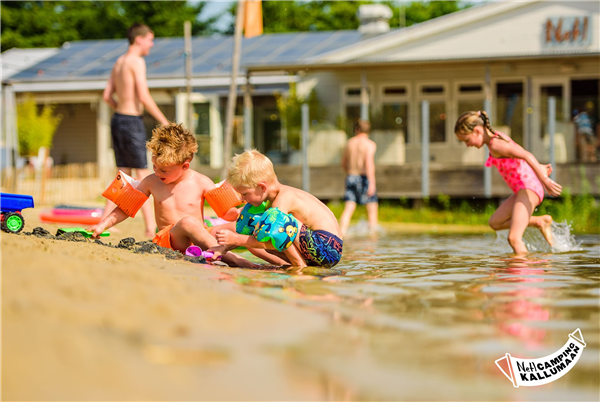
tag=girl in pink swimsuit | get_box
[454,111,563,255]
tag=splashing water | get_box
[550,220,583,252]
[345,219,386,238]
[494,220,581,253]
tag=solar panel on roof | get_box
[5,31,371,83]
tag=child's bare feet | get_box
[539,215,553,246]
[145,228,155,238]
[215,229,240,247]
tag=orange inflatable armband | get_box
[205,180,243,218]
[102,171,148,218]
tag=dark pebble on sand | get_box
[118,237,136,249]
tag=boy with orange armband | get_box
[209,150,343,268]
[90,123,259,268]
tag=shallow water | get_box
[229,227,599,400]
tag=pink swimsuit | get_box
[485,135,545,205]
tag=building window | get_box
[380,85,409,141]
[540,85,564,138]
[456,82,484,143]
[496,82,524,145]
[384,87,407,95]
[381,103,408,132]
[344,85,372,136]
[457,100,484,119]
[418,83,447,143]
[345,104,362,135]
[421,86,444,94]
[421,101,447,143]
[459,84,482,94]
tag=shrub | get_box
[17,94,62,156]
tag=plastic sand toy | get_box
[185,245,221,260]
[56,228,110,238]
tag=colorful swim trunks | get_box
[297,225,343,268]
[153,224,174,249]
[344,174,378,205]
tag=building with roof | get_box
[2,30,362,175]
[2,0,599,198]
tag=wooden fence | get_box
[1,163,106,206]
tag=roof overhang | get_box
[5,74,299,93]
[246,52,600,73]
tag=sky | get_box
[200,0,234,31]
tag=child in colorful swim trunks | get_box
[454,111,562,255]
[90,123,258,268]
[210,150,343,268]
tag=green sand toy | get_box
[56,228,110,238]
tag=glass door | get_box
[532,78,569,162]
[192,102,211,165]
[176,93,222,169]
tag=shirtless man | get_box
[101,23,169,237]
[338,119,378,236]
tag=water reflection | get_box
[218,233,599,400]
[491,257,551,349]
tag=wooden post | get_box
[548,96,556,181]
[184,21,194,133]
[360,70,369,121]
[421,100,429,198]
[222,0,246,179]
[301,103,310,192]
[483,64,492,198]
[243,74,253,150]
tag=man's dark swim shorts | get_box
[343,174,378,205]
[111,112,148,169]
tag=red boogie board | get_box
[40,205,103,225]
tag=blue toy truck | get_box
[0,193,34,233]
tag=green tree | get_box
[17,94,63,156]
[226,1,472,34]
[1,1,219,52]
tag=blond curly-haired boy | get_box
[91,123,258,268]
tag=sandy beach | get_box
[2,208,349,400]
[3,208,597,401]
[0,208,496,401]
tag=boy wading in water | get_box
[339,119,378,236]
[91,123,259,269]
[102,23,169,238]
[455,111,562,255]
